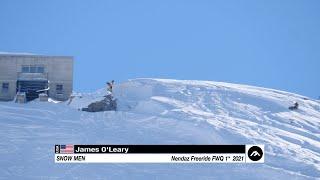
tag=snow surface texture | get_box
[0,78,319,179]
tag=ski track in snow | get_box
[0,78,319,179]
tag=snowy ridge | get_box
[0,51,37,55]
[114,79,320,175]
[0,78,319,179]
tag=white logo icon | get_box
[250,151,260,157]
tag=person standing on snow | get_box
[107,80,115,93]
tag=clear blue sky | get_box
[0,0,319,98]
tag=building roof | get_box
[0,52,73,58]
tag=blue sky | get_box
[0,0,319,98]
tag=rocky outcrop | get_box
[81,94,117,112]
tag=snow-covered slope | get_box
[0,78,319,179]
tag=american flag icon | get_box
[60,145,74,154]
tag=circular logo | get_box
[248,146,263,161]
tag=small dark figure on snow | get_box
[289,102,299,110]
[107,80,115,93]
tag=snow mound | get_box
[1,78,319,179]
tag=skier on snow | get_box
[107,80,115,93]
[289,102,299,110]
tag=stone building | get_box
[0,54,73,101]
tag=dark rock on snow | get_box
[82,94,117,112]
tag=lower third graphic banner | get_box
[54,145,264,163]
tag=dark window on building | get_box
[37,66,44,73]
[56,84,63,94]
[2,83,9,93]
[22,66,29,73]
[21,65,45,73]
[30,66,37,73]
